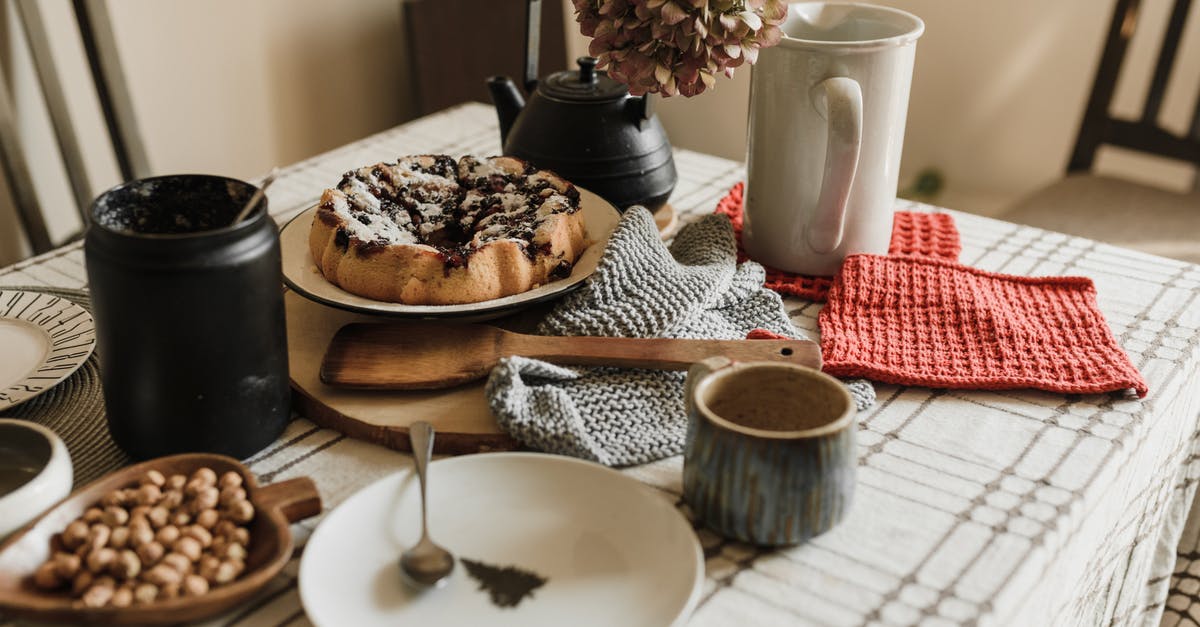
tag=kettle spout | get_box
[487,76,525,145]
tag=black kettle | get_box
[487,54,677,213]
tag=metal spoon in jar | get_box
[231,167,279,225]
[399,421,455,588]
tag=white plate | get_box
[280,188,621,320]
[299,453,704,627]
[0,290,96,409]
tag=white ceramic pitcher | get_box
[743,2,924,276]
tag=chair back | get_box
[0,0,148,256]
[1069,0,1200,183]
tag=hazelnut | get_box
[174,536,202,562]
[81,582,115,608]
[218,542,247,562]
[141,469,166,487]
[110,549,141,579]
[111,585,134,608]
[71,570,94,596]
[193,487,219,512]
[134,582,158,604]
[109,526,130,550]
[86,524,111,551]
[148,506,170,529]
[155,525,180,546]
[86,547,117,573]
[160,581,181,599]
[82,507,104,524]
[100,491,123,508]
[184,478,205,497]
[136,541,164,567]
[230,527,249,546]
[102,506,130,527]
[160,489,184,509]
[129,505,152,523]
[213,560,240,585]
[226,500,255,524]
[214,520,236,538]
[218,486,246,507]
[53,552,81,579]
[192,467,217,487]
[62,520,90,549]
[198,555,220,582]
[129,522,154,548]
[135,484,161,506]
[166,474,186,491]
[196,509,219,530]
[171,511,191,527]
[161,552,192,575]
[144,564,182,587]
[182,573,209,597]
[218,471,243,489]
[184,525,213,548]
[33,562,61,590]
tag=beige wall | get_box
[106,0,413,179]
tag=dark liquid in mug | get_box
[0,466,40,498]
[704,367,848,432]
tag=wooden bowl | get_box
[0,453,321,624]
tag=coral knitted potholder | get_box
[819,254,1149,397]
[714,182,961,301]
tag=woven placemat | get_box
[0,287,129,487]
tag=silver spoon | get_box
[231,167,279,225]
[400,421,455,588]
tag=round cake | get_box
[308,155,587,305]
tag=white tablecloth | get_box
[3,103,1199,627]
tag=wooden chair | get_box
[999,0,1200,263]
[0,0,148,257]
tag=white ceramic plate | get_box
[299,453,704,627]
[0,290,95,409]
[279,188,621,320]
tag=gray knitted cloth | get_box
[486,207,875,466]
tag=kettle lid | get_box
[540,57,629,102]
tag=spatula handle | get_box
[508,335,821,371]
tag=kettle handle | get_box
[524,0,542,93]
[627,93,655,129]
[806,77,862,254]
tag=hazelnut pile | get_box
[32,467,255,608]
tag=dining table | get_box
[2,102,1200,627]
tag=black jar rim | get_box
[88,174,269,241]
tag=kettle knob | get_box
[577,56,598,85]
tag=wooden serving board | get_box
[285,205,675,455]
[286,291,522,455]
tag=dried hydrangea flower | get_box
[573,0,788,97]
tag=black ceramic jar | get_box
[84,175,289,460]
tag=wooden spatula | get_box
[320,321,821,390]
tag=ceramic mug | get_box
[683,357,856,545]
[0,420,72,538]
[743,2,925,276]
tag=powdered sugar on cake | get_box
[316,155,580,255]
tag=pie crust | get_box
[308,155,587,305]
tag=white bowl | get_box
[0,420,72,539]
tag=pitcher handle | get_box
[807,77,863,254]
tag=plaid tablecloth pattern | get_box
[3,103,1199,627]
